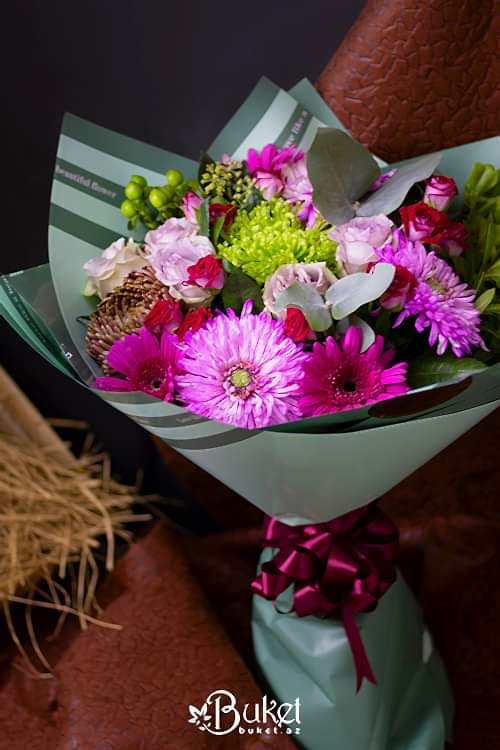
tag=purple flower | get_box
[176,301,308,429]
[376,230,485,357]
[95,326,180,402]
[299,327,409,417]
[246,144,303,200]
[282,156,317,227]
[365,169,397,194]
[329,215,393,275]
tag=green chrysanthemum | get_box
[218,198,338,284]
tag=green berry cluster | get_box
[120,169,197,231]
[200,159,255,206]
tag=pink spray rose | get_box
[181,192,203,223]
[145,218,217,304]
[423,176,458,211]
[329,215,393,275]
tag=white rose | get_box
[83,238,148,299]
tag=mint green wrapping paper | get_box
[252,567,453,750]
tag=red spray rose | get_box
[400,201,449,244]
[380,265,417,311]
[177,307,213,341]
[438,221,469,257]
[284,307,315,342]
[144,299,183,336]
[187,255,224,289]
[209,203,237,229]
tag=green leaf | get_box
[198,199,210,238]
[325,263,395,320]
[485,304,500,316]
[212,215,226,245]
[221,267,264,315]
[274,282,332,331]
[475,287,496,313]
[357,152,442,217]
[464,163,499,199]
[407,353,487,389]
[485,257,500,282]
[307,128,380,225]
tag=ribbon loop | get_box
[252,502,399,691]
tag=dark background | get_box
[2,0,365,487]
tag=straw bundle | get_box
[0,366,148,675]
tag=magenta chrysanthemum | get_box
[376,230,484,356]
[176,301,308,429]
[299,327,409,417]
[95,326,180,401]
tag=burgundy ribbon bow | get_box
[252,503,399,691]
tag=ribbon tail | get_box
[341,606,377,693]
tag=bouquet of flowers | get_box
[85,134,494,429]
[1,77,499,749]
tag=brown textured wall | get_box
[317,0,500,161]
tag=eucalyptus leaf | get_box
[274,282,332,331]
[407,353,487,389]
[356,152,442,217]
[326,263,395,320]
[336,315,376,352]
[221,267,264,315]
[307,128,380,225]
[475,287,496,313]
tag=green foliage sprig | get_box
[453,163,500,359]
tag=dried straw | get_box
[0,367,150,676]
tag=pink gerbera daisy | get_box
[95,326,180,402]
[176,301,308,429]
[299,327,409,417]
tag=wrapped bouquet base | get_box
[253,570,453,750]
